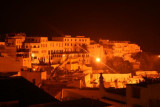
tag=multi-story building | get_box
[24,37,49,64]
[5,33,26,49]
[113,42,141,57]
[47,41,64,64]
[52,35,90,52]
[50,35,90,64]
[16,49,31,68]
[126,79,160,107]
[99,39,141,62]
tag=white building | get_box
[24,37,49,64]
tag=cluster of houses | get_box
[0,33,141,70]
[1,33,160,107]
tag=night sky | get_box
[0,1,160,53]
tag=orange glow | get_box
[33,68,36,71]
[158,55,160,58]
[31,53,35,57]
[96,58,100,62]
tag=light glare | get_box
[96,58,100,62]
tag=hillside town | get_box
[1,33,160,107]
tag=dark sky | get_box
[0,1,160,53]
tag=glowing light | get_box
[33,68,36,71]
[96,58,101,62]
[158,55,160,58]
[31,53,35,57]
[62,54,65,57]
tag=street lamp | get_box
[31,53,35,57]
[96,57,101,62]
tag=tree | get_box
[132,52,160,72]
[106,57,134,73]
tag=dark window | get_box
[132,87,140,98]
